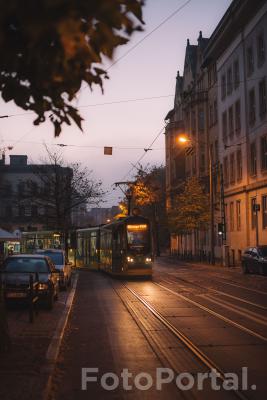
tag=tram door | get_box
[112,226,124,271]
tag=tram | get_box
[76,215,153,277]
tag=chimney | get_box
[9,155,28,166]
[0,153,5,165]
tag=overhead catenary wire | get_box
[1,74,266,120]
[120,125,166,181]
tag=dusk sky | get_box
[0,0,232,207]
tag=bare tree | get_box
[22,148,105,232]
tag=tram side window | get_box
[90,233,97,261]
[113,227,123,255]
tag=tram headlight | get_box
[127,256,134,263]
[145,257,152,263]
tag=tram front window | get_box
[127,224,149,249]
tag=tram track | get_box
[156,272,267,311]
[153,281,267,343]
[113,279,251,400]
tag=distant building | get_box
[88,206,120,226]
[0,154,72,232]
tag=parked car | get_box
[0,254,60,309]
[242,246,267,275]
[34,249,72,289]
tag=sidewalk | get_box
[0,286,71,400]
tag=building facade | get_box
[0,154,73,232]
[166,0,267,264]
[205,0,267,265]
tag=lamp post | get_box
[177,135,215,265]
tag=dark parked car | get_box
[242,246,267,275]
[34,249,72,290]
[0,254,60,309]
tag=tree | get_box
[22,148,105,232]
[0,0,145,136]
[130,164,168,255]
[167,176,210,235]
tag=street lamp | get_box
[177,134,215,265]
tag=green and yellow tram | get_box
[76,215,153,277]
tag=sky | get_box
[0,0,232,207]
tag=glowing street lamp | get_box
[177,135,190,144]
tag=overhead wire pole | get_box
[114,181,136,215]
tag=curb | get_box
[42,272,79,400]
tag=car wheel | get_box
[242,263,249,274]
[46,291,54,310]
[258,264,265,276]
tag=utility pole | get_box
[208,145,215,265]
[114,181,135,216]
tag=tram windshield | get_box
[126,224,149,249]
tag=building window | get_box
[227,67,233,94]
[257,32,265,67]
[17,182,25,196]
[5,206,12,217]
[250,142,257,175]
[221,74,226,100]
[191,110,196,133]
[235,99,241,134]
[251,198,257,229]
[259,78,266,117]
[230,202,234,231]
[223,156,229,186]
[249,88,256,126]
[233,59,240,88]
[261,135,267,170]
[230,153,235,183]
[198,110,205,131]
[263,195,267,229]
[236,149,242,181]
[228,106,234,137]
[215,140,218,162]
[32,205,38,217]
[25,206,31,217]
[247,46,254,76]
[13,206,19,217]
[222,111,228,142]
[236,200,241,231]
[19,205,25,217]
[209,103,213,127]
[214,100,218,124]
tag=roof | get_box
[204,0,266,63]
[0,228,19,241]
[165,109,175,121]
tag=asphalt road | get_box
[48,259,267,400]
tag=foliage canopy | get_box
[168,177,210,235]
[0,0,144,135]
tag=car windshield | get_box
[40,252,63,265]
[127,224,149,249]
[4,258,48,273]
[259,247,267,257]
